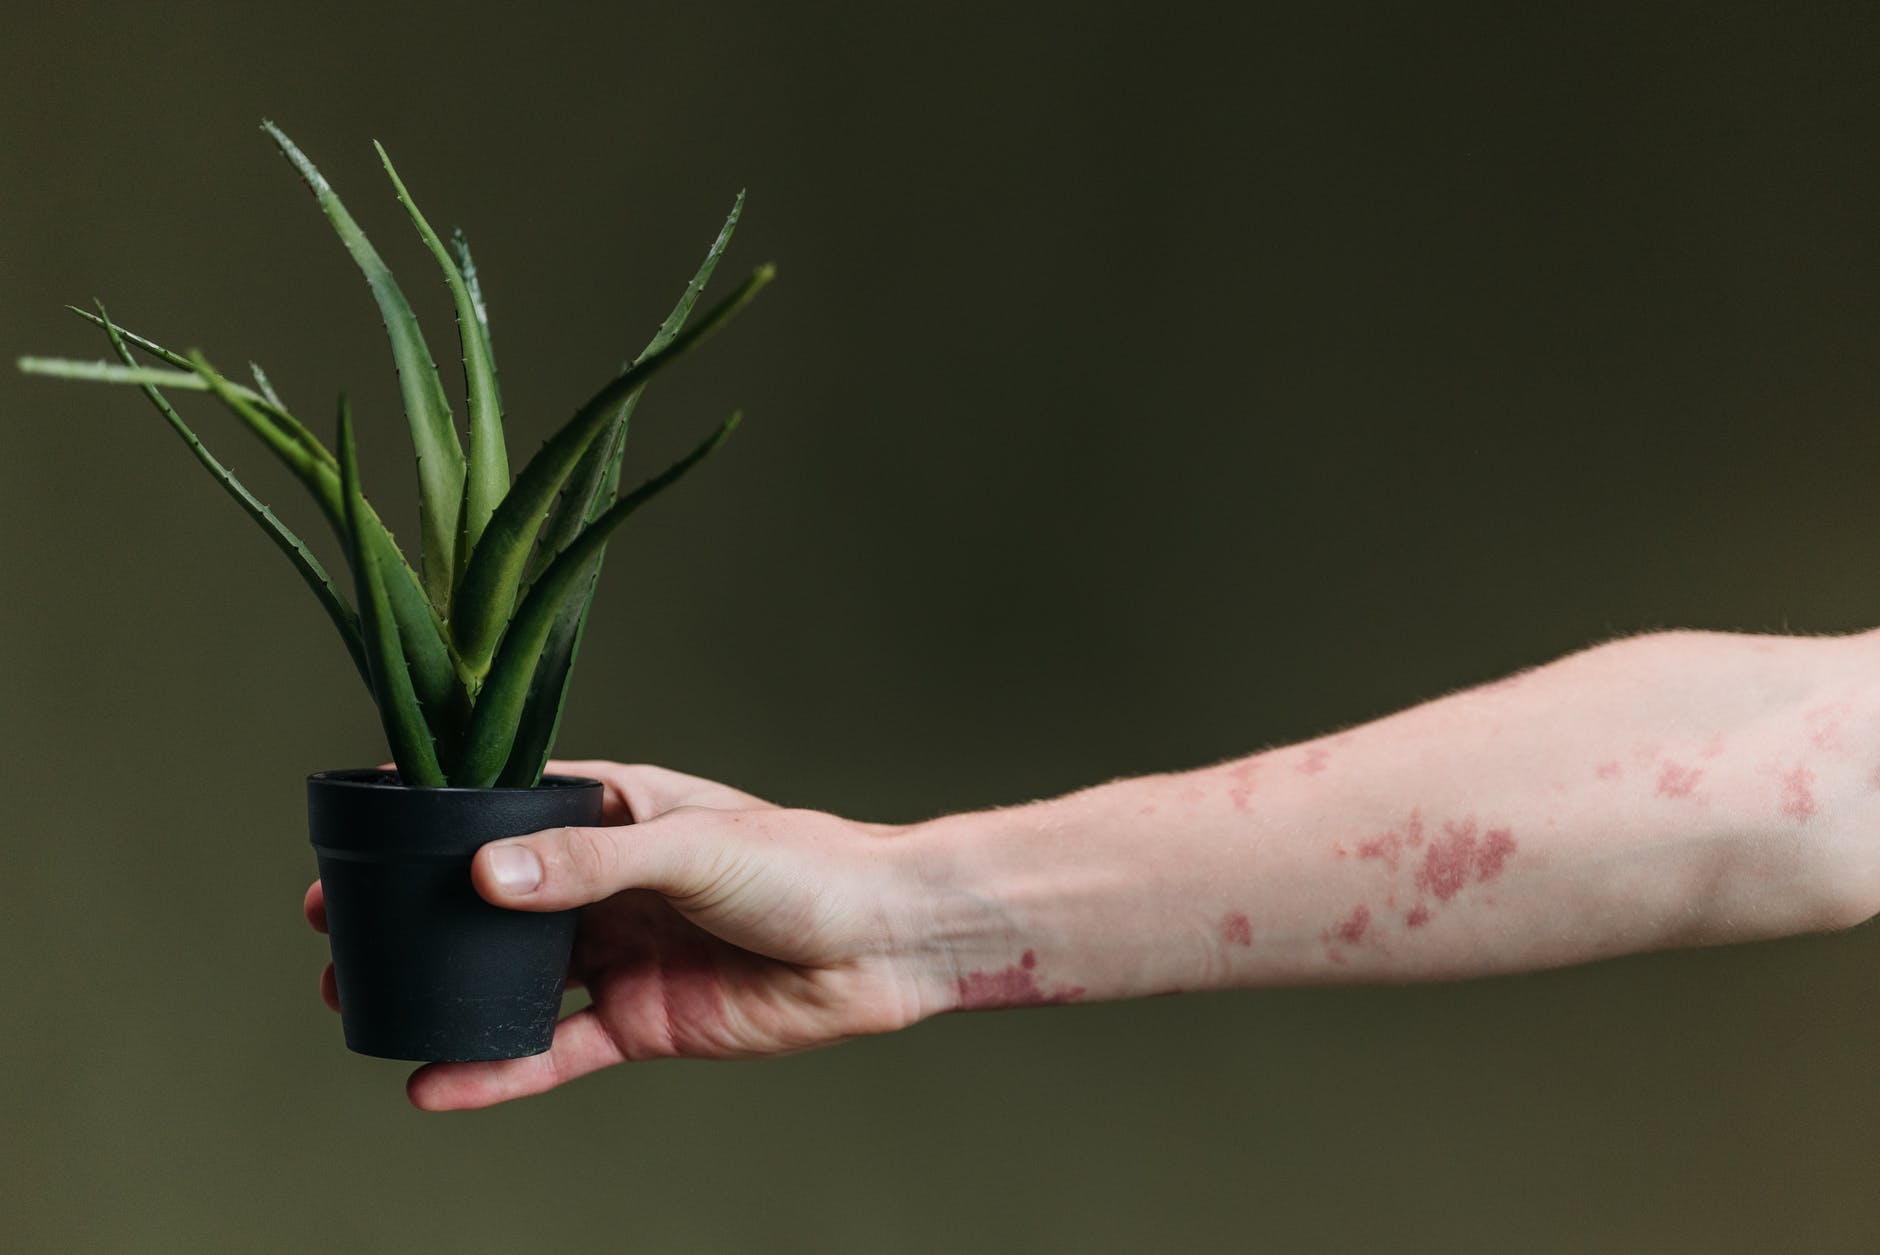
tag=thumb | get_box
[471,816,723,912]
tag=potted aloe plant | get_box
[18,122,771,1062]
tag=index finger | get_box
[545,760,773,823]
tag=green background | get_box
[4,3,1878,1250]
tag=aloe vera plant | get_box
[19,123,770,788]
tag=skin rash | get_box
[935,634,1874,1008]
[1317,811,1519,955]
[955,951,1086,1011]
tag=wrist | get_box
[893,774,1221,1016]
[892,804,1055,1018]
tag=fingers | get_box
[309,882,338,1010]
[471,815,731,913]
[406,1008,626,1111]
[545,759,771,824]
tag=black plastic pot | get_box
[307,768,603,1062]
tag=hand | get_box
[304,760,939,1110]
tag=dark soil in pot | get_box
[308,769,603,1062]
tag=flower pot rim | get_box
[309,768,603,795]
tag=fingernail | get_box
[488,844,542,894]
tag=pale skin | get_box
[303,629,1880,1111]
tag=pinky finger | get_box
[320,963,339,1012]
[405,1009,626,1111]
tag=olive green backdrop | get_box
[4,3,1878,1251]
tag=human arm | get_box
[308,629,1880,1108]
[912,628,1879,1003]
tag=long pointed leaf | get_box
[502,195,748,783]
[187,351,345,527]
[645,190,747,361]
[493,556,604,787]
[457,413,742,786]
[189,357,469,750]
[339,399,445,785]
[526,191,744,585]
[19,358,214,389]
[62,307,340,471]
[31,330,465,723]
[182,359,465,729]
[264,121,465,611]
[29,348,350,546]
[94,307,370,688]
[375,143,508,563]
[452,265,772,680]
[526,385,625,586]
[495,423,623,786]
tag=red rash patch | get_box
[1414,818,1518,902]
[955,951,1086,1010]
[1477,827,1516,880]
[1699,734,1726,760]
[1778,765,1817,823]
[1416,820,1476,901]
[1594,760,1622,780]
[1631,743,1662,767]
[1298,747,1331,775]
[1655,761,1702,799]
[1356,812,1424,868]
[1333,843,1349,859]
[1332,904,1371,945]
[1221,911,1254,947]
[1356,830,1402,871]
[1404,904,1431,928]
[1804,702,1852,751]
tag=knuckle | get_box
[558,825,619,888]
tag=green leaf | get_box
[61,307,340,472]
[26,340,441,732]
[185,352,346,531]
[39,316,468,744]
[526,190,744,585]
[263,121,465,612]
[451,264,772,681]
[338,398,445,786]
[457,413,742,786]
[645,191,747,361]
[374,143,508,565]
[503,193,748,784]
[185,355,466,740]
[20,357,212,389]
[495,423,622,787]
[93,306,370,689]
[492,557,603,788]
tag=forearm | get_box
[903,630,1880,1012]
